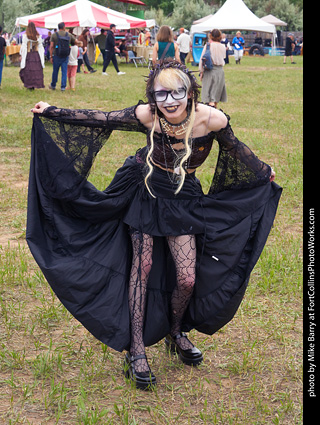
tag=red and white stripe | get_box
[15,0,153,29]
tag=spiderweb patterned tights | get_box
[129,230,196,373]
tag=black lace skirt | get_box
[27,122,282,352]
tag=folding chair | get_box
[128,50,146,67]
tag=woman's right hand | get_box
[31,101,51,114]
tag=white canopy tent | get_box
[15,0,155,30]
[191,0,276,35]
[261,14,287,27]
[192,14,213,25]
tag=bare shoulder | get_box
[208,108,228,132]
[196,104,228,132]
[135,103,153,128]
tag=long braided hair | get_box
[144,59,201,197]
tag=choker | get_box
[159,114,191,136]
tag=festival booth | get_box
[14,0,155,64]
[260,14,287,53]
[15,0,153,29]
[190,0,276,63]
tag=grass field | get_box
[0,55,303,424]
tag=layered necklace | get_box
[159,114,193,183]
[159,114,191,137]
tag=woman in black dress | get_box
[30,59,280,390]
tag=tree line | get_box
[1,0,303,34]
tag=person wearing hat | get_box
[176,28,191,64]
[283,33,296,64]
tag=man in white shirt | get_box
[176,28,191,64]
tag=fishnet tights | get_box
[128,230,196,372]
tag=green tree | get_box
[2,0,40,32]
[246,0,303,31]
[144,0,175,16]
[167,0,215,29]
[145,8,166,27]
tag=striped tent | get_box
[15,0,154,29]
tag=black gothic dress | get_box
[27,103,282,352]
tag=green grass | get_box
[0,55,303,424]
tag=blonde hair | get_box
[144,67,196,198]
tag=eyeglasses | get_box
[153,88,187,102]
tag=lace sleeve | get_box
[34,103,147,200]
[41,102,148,134]
[209,118,271,194]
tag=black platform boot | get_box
[165,332,203,366]
[123,352,156,390]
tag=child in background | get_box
[67,39,79,91]
[77,41,87,73]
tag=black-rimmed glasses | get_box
[153,88,187,102]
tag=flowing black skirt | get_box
[19,51,44,89]
[27,123,282,353]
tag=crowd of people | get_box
[1,22,301,98]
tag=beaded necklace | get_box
[159,120,193,184]
[159,114,191,137]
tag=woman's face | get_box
[153,80,189,123]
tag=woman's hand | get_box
[270,168,276,182]
[31,101,51,114]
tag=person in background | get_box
[176,28,191,65]
[232,31,245,64]
[0,27,6,89]
[77,41,86,73]
[102,24,125,76]
[44,31,52,61]
[119,39,129,63]
[137,29,145,46]
[49,22,75,91]
[94,29,107,64]
[77,28,97,73]
[283,33,296,64]
[125,30,132,47]
[220,33,229,64]
[67,38,79,91]
[145,29,151,47]
[152,25,180,65]
[19,22,45,90]
[199,28,227,108]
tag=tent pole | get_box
[271,32,276,55]
[10,25,18,43]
